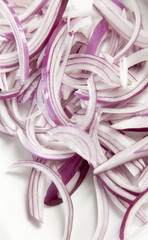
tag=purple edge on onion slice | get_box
[119,188,148,240]
[44,155,89,206]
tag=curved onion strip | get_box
[94,146,138,203]
[17,128,74,160]
[107,170,139,195]
[28,158,48,223]
[120,188,148,240]
[0,87,20,100]
[98,123,145,176]
[107,192,148,224]
[138,167,148,192]
[63,72,120,90]
[76,74,148,104]
[28,167,37,220]
[47,125,98,167]
[41,17,91,125]
[44,154,82,205]
[96,130,140,194]
[0,1,48,38]
[98,173,135,203]
[0,1,148,239]
[0,0,29,83]
[111,114,148,130]
[19,0,49,23]
[12,160,73,240]
[127,48,148,68]
[71,75,97,130]
[106,189,127,211]
[0,0,68,67]
[86,18,108,55]
[113,0,141,63]
[102,102,148,114]
[25,103,42,149]
[66,54,136,84]
[93,0,148,48]
[0,122,14,136]
[0,100,16,132]
[94,136,148,175]
[90,115,141,199]
[44,157,89,206]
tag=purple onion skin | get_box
[44,158,89,206]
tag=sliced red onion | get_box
[28,159,47,223]
[0,1,148,239]
[90,116,142,200]
[102,102,148,114]
[86,18,108,55]
[93,0,148,48]
[138,166,148,192]
[71,75,97,130]
[127,48,148,68]
[75,73,148,104]
[49,125,98,165]
[44,156,89,206]
[44,154,82,205]
[107,191,148,224]
[113,0,142,63]
[66,53,135,85]
[0,0,68,68]
[0,87,20,100]
[41,17,91,125]
[12,160,73,240]
[0,100,17,135]
[17,127,74,160]
[28,0,69,60]
[18,0,49,23]
[98,173,135,203]
[98,123,146,176]
[0,0,29,83]
[94,136,148,175]
[111,114,148,130]
[120,188,148,240]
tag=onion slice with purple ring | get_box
[0,0,29,83]
[120,188,148,240]
[11,160,73,240]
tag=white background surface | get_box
[0,0,148,239]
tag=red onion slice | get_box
[94,136,148,175]
[12,160,73,240]
[120,188,148,240]
[0,1,148,239]
[0,0,29,83]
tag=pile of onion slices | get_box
[0,0,148,239]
